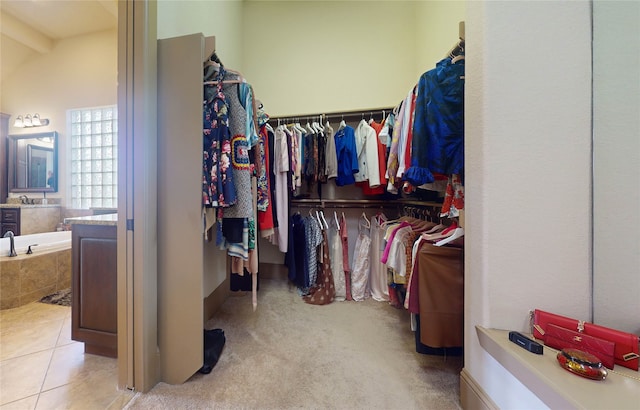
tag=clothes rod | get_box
[270,107,394,123]
[289,199,443,209]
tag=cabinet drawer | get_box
[1,209,20,223]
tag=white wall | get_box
[592,1,640,335]
[465,1,592,408]
[243,1,417,116]
[2,28,118,206]
[415,1,465,76]
[157,0,244,70]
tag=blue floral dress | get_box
[203,66,236,208]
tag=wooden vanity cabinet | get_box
[1,207,20,236]
[71,223,117,358]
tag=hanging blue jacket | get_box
[404,57,465,186]
[334,125,359,186]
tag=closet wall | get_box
[157,1,243,69]
[464,2,592,408]
[242,1,465,115]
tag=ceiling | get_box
[0,0,117,81]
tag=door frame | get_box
[117,0,158,392]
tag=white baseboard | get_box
[460,368,498,410]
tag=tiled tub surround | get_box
[0,231,72,310]
[0,204,62,235]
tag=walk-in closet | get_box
[156,4,466,390]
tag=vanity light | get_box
[13,113,50,128]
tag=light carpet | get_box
[124,278,463,410]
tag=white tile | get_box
[0,319,62,361]
[0,394,38,410]
[55,317,73,347]
[36,367,122,410]
[0,350,51,406]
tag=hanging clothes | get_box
[328,214,346,301]
[354,119,380,187]
[304,215,323,292]
[334,125,359,186]
[285,212,307,288]
[219,72,254,260]
[415,243,464,347]
[257,125,275,237]
[317,126,327,184]
[369,213,389,302]
[340,213,353,301]
[202,65,236,208]
[303,228,336,305]
[324,121,338,180]
[405,57,465,186]
[272,126,290,253]
[350,213,372,302]
[362,119,388,196]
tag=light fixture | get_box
[13,113,50,128]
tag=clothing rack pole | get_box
[289,199,442,210]
[270,107,394,124]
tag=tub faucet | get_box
[3,231,17,257]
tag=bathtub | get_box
[1,230,71,257]
[0,231,72,310]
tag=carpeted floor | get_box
[39,288,71,307]
[124,278,463,410]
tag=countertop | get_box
[0,204,61,208]
[64,213,118,226]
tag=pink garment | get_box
[381,221,410,264]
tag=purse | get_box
[545,323,615,369]
[532,309,640,371]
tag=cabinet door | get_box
[71,224,117,357]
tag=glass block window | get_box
[69,106,117,209]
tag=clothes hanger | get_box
[319,210,329,230]
[315,210,324,229]
[452,54,465,64]
[338,115,346,130]
[334,211,340,231]
[361,211,370,227]
[434,227,464,247]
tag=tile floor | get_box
[0,302,134,409]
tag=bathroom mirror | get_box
[7,132,58,193]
